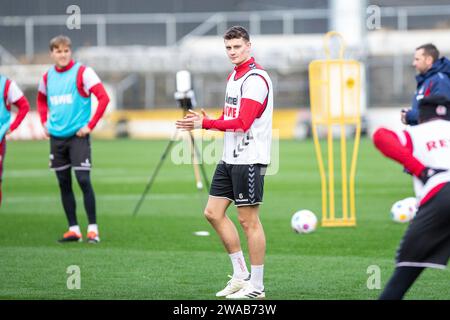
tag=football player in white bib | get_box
[374,95,450,299]
[177,26,273,299]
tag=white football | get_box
[401,197,418,220]
[390,197,417,223]
[291,210,318,234]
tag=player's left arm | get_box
[5,80,30,135]
[202,99,264,131]
[204,75,268,131]
[372,127,425,177]
[374,127,449,184]
[77,67,110,137]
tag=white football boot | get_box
[226,282,265,299]
[216,275,249,297]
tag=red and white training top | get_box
[373,119,450,205]
[404,120,450,202]
[1,78,30,133]
[202,57,273,165]
[4,80,24,105]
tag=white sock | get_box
[69,225,81,234]
[229,251,249,280]
[250,265,264,291]
[87,224,98,234]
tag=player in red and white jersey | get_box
[373,95,450,299]
[0,76,30,207]
[212,54,272,165]
[176,26,273,299]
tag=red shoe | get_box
[58,231,82,243]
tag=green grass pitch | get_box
[0,138,449,300]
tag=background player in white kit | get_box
[176,26,273,299]
[373,95,450,299]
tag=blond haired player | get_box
[37,35,110,243]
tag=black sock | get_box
[379,266,424,300]
[56,169,77,227]
[75,170,96,225]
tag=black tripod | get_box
[132,107,210,217]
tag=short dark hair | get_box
[223,26,250,42]
[49,35,72,51]
[416,43,440,63]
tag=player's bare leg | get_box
[204,196,250,296]
[226,204,266,299]
[204,196,240,254]
[237,205,266,265]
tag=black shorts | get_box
[396,183,450,269]
[49,135,92,171]
[209,161,267,206]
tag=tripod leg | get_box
[189,133,203,189]
[198,157,210,190]
[132,138,176,217]
[189,131,210,190]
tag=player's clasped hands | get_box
[176,109,208,131]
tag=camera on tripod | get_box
[174,70,197,111]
